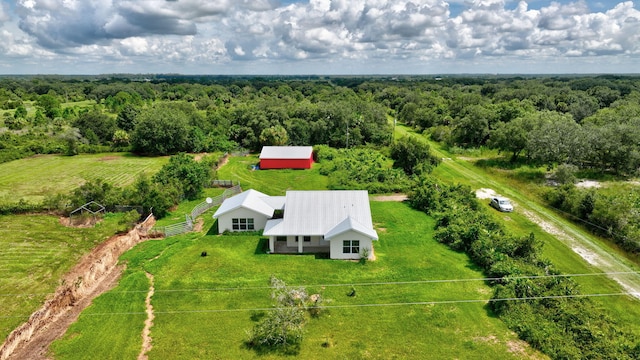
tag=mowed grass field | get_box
[51,201,543,360]
[216,154,328,195]
[0,213,131,341]
[0,153,168,203]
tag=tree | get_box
[13,105,27,119]
[154,153,211,201]
[74,109,117,144]
[116,103,140,132]
[129,175,178,219]
[259,125,289,146]
[112,129,130,147]
[526,111,584,166]
[131,104,191,155]
[246,277,326,353]
[451,104,495,147]
[36,94,61,119]
[390,136,440,175]
[488,114,538,161]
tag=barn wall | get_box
[260,158,313,169]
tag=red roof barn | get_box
[259,146,314,169]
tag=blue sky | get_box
[0,0,638,74]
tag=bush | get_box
[554,163,578,185]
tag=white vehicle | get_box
[490,197,513,212]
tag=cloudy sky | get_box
[0,0,638,74]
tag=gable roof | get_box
[213,189,275,218]
[325,216,379,240]
[259,146,313,160]
[263,190,377,240]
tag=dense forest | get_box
[2,75,639,172]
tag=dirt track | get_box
[476,188,640,300]
[0,216,156,360]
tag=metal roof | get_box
[263,190,377,239]
[259,146,313,159]
[212,189,275,218]
[325,216,378,240]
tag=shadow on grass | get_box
[250,310,267,322]
[242,341,301,357]
[474,157,529,170]
[255,238,269,255]
[206,220,219,236]
[483,303,500,319]
[474,158,547,183]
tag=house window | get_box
[295,236,311,242]
[232,218,254,231]
[343,240,360,254]
[276,236,287,242]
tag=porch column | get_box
[269,237,275,253]
[297,236,303,253]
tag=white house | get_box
[213,190,378,260]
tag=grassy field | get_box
[51,201,543,360]
[0,153,168,203]
[0,213,132,341]
[216,154,328,195]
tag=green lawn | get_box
[51,202,543,359]
[0,213,132,341]
[216,154,328,195]
[0,153,168,203]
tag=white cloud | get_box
[1,0,639,73]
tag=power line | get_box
[1,271,638,297]
[1,291,634,319]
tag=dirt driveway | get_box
[476,188,640,300]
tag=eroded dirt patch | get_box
[59,216,101,228]
[138,272,155,360]
[98,156,119,161]
[0,216,157,360]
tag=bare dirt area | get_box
[59,216,101,228]
[372,193,408,202]
[0,216,157,360]
[475,188,498,199]
[576,180,601,189]
[137,272,155,360]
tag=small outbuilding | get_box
[259,146,314,169]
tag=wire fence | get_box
[153,183,242,238]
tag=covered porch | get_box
[268,236,330,255]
